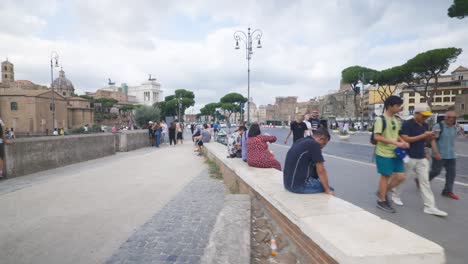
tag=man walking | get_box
[283,128,334,194]
[308,110,321,134]
[373,96,409,213]
[394,104,447,217]
[429,111,459,200]
[284,114,308,144]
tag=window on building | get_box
[409,92,415,97]
[435,97,442,102]
[435,91,442,95]
[409,98,415,103]
[459,75,464,80]
[409,106,415,113]
[462,103,465,110]
[4,74,7,79]
[4,66,7,71]
[63,92,66,96]
[50,103,55,111]
[420,98,427,103]
[443,90,451,95]
[452,97,456,102]
[443,97,450,102]
[10,102,18,111]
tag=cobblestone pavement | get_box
[106,171,225,264]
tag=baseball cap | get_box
[414,104,432,116]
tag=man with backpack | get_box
[372,96,409,213]
[393,104,447,217]
[429,111,459,200]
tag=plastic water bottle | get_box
[395,147,410,163]
[270,239,277,257]
[434,125,441,139]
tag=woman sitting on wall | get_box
[246,123,282,171]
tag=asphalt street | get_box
[260,127,468,264]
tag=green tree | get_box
[448,0,468,19]
[404,47,462,107]
[373,66,407,104]
[79,95,95,101]
[200,102,221,121]
[219,93,248,125]
[134,105,161,127]
[94,98,118,112]
[341,66,378,118]
[163,89,195,120]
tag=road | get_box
[261,127,468,264]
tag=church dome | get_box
[52,68,75,97]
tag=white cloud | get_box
[0,0,467,111]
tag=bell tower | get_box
[1,58,14,83]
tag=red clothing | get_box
[247,135,282,171]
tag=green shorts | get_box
[375,155,404,177]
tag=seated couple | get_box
[227,126,247,158]
[283,128,335,195]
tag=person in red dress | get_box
[247,123,282,171]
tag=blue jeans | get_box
[154,132,161,147]
[288,178,334,194]
[429,159,456,193]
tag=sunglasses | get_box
[391,121,396,130]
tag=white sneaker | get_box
[424,207,448,217]
[391,193,404,206]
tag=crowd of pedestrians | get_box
[216,97,462,219]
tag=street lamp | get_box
[50,51,59,133]
[234,27,263,125]
[177,96,182,122]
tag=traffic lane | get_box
[263,127,468,156]
[269,143,468,264]
[263,127,468,183]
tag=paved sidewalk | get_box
[0,141,222,264]
[106,171,225,264]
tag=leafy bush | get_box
[135,105,161,127]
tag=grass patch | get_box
[206,158,223,180]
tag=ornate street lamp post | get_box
[50,51,59,133]
[234,27,263,124]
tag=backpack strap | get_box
[380,115,387,133]
[436,121,444,141]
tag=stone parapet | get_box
[3,130,150,178]
[204,142,445,264]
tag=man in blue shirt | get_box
[283,128,334,195]
[429,111,459,200]
[394,104,447,217]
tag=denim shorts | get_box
[375,155,404,177]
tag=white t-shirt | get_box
[303,121,312,136]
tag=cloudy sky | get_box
[1,0,467,111]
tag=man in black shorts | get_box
[283,128,334,195]
[285,114,307,144]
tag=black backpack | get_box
[370,115,387,145]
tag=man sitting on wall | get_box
[283,128,334,195]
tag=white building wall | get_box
[127,80,163,106]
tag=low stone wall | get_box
[118,130,150,152]
[3,130,150,179]
[5,133,116,178]
[204,142,445,264]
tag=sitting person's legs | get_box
[296,177,334,194]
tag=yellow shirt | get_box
[374,115,400,158]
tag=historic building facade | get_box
[400,66,468,116]
[0,60,93,135]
